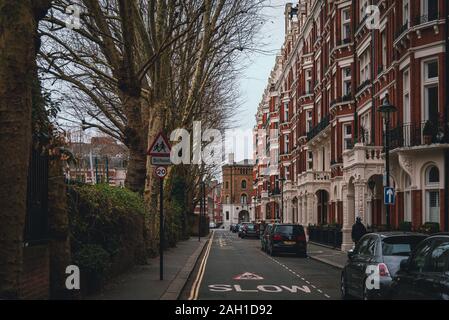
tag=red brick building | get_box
[253,0,449,250]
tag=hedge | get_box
[67,184,146,294]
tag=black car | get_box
[242,223,259,238]
[390,233,449,300]
[266,224,307,257]
[341,232,427,300]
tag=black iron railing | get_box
[307,114,330,141]
[356,80,371,93]
[25,148,49,244]
[308,225,342,249]
[414,12,440,26]
[336,38,351,47]
[390,121,448,149]
[395,21,409,40]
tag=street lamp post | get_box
[377,94,397,231]
[279,176,286,223]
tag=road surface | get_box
[180,229,341,300]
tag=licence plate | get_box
[283,241,295,245]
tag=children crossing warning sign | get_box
[233,272,264,280]
[148,132,171,157]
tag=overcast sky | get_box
[225,0,289,162]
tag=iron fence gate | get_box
[24,148,49,244]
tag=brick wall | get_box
[20,245,50,299]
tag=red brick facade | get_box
[253,0,449,249]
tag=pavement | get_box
[180,229,342,300]
[306,242,348,269]
[88,235,209,300]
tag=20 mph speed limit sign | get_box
[155,166,167,179]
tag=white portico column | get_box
[354,180,367,222]
[306,193,315,225]
[301,196,307,225]
[342,187,355,251]
[285,199,292,223]
[261,200,267,221]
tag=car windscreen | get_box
[382,236,426,256]
[274,225,304,236]
[246,224,255,230]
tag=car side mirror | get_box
[347,249,355,259]
[400,259,410,271]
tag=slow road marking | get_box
[209,284,312,294]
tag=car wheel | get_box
[362,281,370,301]
[341,273,350,300]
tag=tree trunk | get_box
[0,0,40,299]
[122,94,147,194]
[47,158,73,299]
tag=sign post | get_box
[384,187,395,205]
[159,173,164,280]
[148,132,171,281]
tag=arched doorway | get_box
[316,190,329,225]
[367,175,383,227]
[239,210,250,223]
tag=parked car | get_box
[209,222,217,229]
[390,233,449,300]
[341,232,427,300]
[230,223,239,233]
[261,224,273,252]
[266,224,307,257]
[230,223,236,232]
[242,223,259,238]
[238,223,248,238]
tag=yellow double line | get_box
[188,231,214,300]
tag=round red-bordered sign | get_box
[154,166,167,179]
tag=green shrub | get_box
[73,244,111,275]
[418,222,440,234]
[399,221,412,232]
[67,184,146,291]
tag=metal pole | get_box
[160,177,164,280]
[199,182,202,241]
[105,156,109,184]
[444,0,449,232]
[385,115,391,230]
[281,180,284,223]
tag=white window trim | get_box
[342,67,351,96]
[421,58,439,122]
[343,123,352,151]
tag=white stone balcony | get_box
[343,143,384,169]
[297,171,331,186]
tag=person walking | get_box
[351,216,367,244]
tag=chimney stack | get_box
[228,153,235,164]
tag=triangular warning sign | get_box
[148,132,171,156]
[233,272,264,280]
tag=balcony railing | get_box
[378,64,385,75]
[330,94,353,109]
[413,12,440,26]
[395,21,409,40]
[356,80,371,94]
[390,121,448,149]
[336,37,351,47]
[307,114,330,141]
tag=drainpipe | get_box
[444,0,449,232]
[370,0,376,145]
[353,0,359,144]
